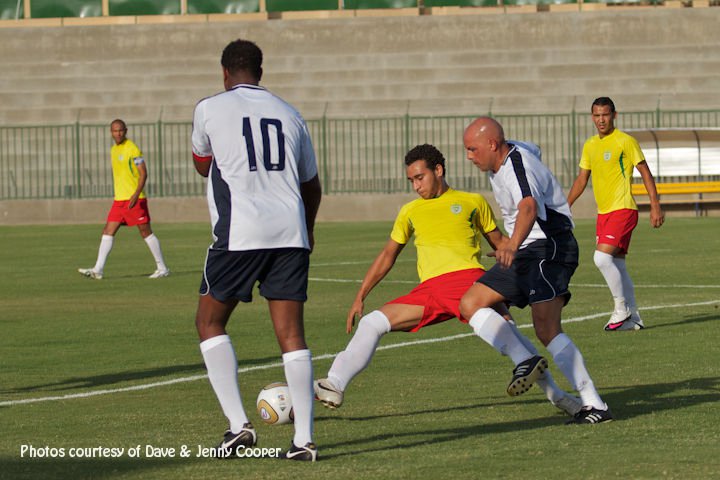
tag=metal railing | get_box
[1,108,719,200]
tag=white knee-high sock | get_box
[546,333,605,410]
[614,257,637,312]
[93,234,114,273]
[327,310,391,392]
[594,250,626,311]
[200,335,249,433]
[507,321,566,403]
[283,349,314,447]
[144,233,168,270]
[469,308,533,365]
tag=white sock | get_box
[144,234,168,271]
[328,310,391,392]
[594,250,627,312]
[93,234,114,273]
[200,335,249,433]
[614,257,637,313]
[507,321,566,403]
[546,333,606,410]
[469,308,533,365]
[283,349,314,447]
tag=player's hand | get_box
[346,300,364,334]
[493,246,516,269]
[650,206,665,228]
[128,195,138,209]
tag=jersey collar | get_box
[230,84,266,92]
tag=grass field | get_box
[1,217,719,479]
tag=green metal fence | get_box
[1,108,719,200]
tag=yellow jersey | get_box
[579,129,645,214]
[111,139,146,201]
[390,188,497,283]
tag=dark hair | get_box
[405,144,446,176]
[592,97,616,113]
[110,119,126,130]
[221,39,263,80]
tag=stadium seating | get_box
[0,5,719,126]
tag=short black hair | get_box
[110,119,126,130]
[405,144,446,176]
[592,97,616,113]
[221,39,263,79]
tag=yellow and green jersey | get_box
[390,188,497,283]
[111,139,146,201]
[579,129,645,214]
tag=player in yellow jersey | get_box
[78,119,169,280]
[567,97,664,331]
[315,144,581,416]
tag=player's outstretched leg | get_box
[467,307,545,396]
[316,311,391,409]
[506,320,581,415]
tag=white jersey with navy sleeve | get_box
[489,143,573,248]
[192,84,318,251]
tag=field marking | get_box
[1,299,718,408]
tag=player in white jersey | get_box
[191,39,322,461]
[459,117,612,425]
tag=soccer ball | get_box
[256,382,294,425]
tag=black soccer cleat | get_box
[565,406,614,425]
[214,423,257,459]
[282,442,318,462]
[507,355,548,397]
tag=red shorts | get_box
[107,199,151,226]
[596,208,638,254]
[386,268,484,333]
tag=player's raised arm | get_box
[346,238,405,333]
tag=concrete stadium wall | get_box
[0,191,651,227]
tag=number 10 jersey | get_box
[192,84,319,251]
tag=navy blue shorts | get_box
[200,248,310,303]
[478,232,579,308]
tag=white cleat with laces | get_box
[148,268,170,279]
[78,268,103,280]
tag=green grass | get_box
[1,217,719,479]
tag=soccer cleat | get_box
[507,355,548,397]
[78,268,103,280]
[214,423,257,459]
[282,442,318,462]
[566,406,613,425]
[604,307,632,331]
[148,268,170,279]
[614,316,645,331]
[552,394,583,416]
[314,378,344,409]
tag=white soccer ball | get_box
[256,382,294,425]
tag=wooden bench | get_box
[631,181,720,216]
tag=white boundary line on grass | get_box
[1,299,718,408]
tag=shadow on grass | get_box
[2,356,278,394]
[0,456,190,480]
[318,375,720,459]
[648,312,720,329]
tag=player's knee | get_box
[358,311,391,335]
[459,295,481,321]
[593,250,614,269]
